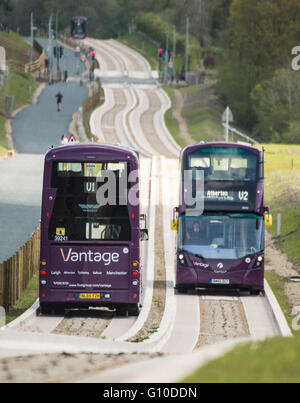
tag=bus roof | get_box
[71,16,87,21]
[45,143,139,163]
[181,142,262,158]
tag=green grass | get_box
[0,30,37,150]
[0,115,6,149]
[162,86,186,148]
[5,272,38,325]
[119,33,158,70]
[0,68,37,111]
[265,270,295,333]
[183,103,223,143]
[182,337,300,383]
[0,30,30,67]
[263,144,300,261]
[164,107,185,148]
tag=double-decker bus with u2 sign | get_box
[39,143,148,316]
[171,142,272,295]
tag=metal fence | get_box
[0,226,40,310]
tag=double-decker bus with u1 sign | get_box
[39,143,148,316]
[171,142,272,295]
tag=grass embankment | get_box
[0,30,38,150]
[164,80,225,147]
[5,273,38,325]
[181,144,300,383]
[119,32,185,73]
[183,337,300,383]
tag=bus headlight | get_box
[255,255,264,267]
[178,252,188,266]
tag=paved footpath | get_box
[0,38,89,263]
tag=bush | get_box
[136,12,201,69]
[203,53,216,69]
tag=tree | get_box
[251,68,300,142]
[218,0,300,132]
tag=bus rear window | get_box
[55,162,127,178]
[49,161,132,242]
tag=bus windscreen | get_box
[187,147,258,182]
[179,214,264,260]
[49,161,131,242]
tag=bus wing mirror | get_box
[140,228,149,241]
[171,219,178,231]
[265,214,272,227]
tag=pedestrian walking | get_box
[56,91,63,112]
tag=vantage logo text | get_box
[60,248,120,265]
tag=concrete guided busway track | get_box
[0,38,292,383]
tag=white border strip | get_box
[264,279,292,337]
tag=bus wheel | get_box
[128,304,140,317]
[115,306,128,317]
[176,286,188,294]
[250,289,262,296]
[39,303,52,315]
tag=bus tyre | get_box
[128,304,140,317]
[115,306,128,317]
[250,288,262,296]
[176,286,188,294]
[39,303,52,315]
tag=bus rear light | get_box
[131,213,135,219]
[41,270,47,276]
[41,280,46,285]
[133,294,137,299]
[42,294,46,298]
[104,294,110,299]
[132,261,139,268]
[41,261,47,266]
[46,212,50,217]
[133,271,139,277]
[132,280,138,286]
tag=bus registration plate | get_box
[79,293,101,300]
[210,279,230,285]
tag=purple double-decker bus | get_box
[39,143,148,316]
[70,16,88,40]
[172,142,272,295]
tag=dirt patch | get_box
[265,231,300,317]
[172,89,195,146]
[0,352,163,383]
[265,232,298,278]
[53,309,114,338]
[196,297,249,348]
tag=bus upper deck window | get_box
[57,162,82,174]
